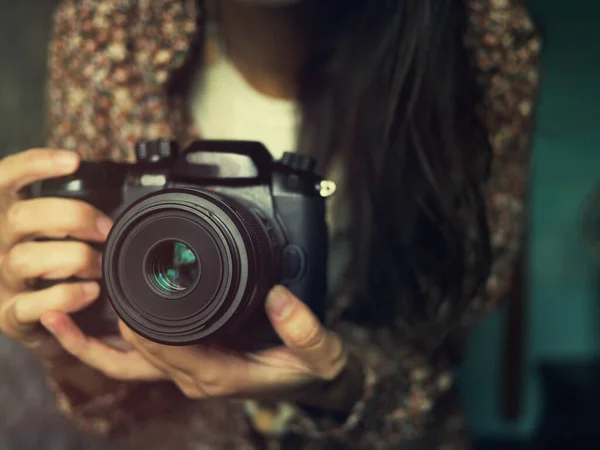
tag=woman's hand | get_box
[0,149,162,380]
[45,285,356,409]
[122,286,348,401]
[0,149,105,359]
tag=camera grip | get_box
[273,196,328,322]
[31,238,119,337]
[26,162,124,337]
[27,160,125,213]
[34,275,119,337]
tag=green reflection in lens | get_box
[148,240,199,296]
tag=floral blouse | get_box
[43,0,541,449]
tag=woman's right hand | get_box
[0,149,112,362]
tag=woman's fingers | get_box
[12,282,100,323]
[0,148,79,193]
[41,312,165,381]
[265,286,347,381]
[121,336,203,395]
[0,282,100,340]
[119,321,312,399]
[0,241,102,290]
[3,198,112,247]
[113,286,350,400]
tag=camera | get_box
[28,140,332,350]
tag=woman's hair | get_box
[170,0,492,340]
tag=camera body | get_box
[29,140,330,349]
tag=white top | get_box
[191,57,301,159]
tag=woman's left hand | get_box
[43,285,349,403]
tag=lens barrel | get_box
[103,189,278,345]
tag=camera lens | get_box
[102,189,283,345]
[146,240,200,297]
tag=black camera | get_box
[28,140,331,350]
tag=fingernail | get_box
[96,216,113,238]
[265,286,294,320]
[81,282,100,299]
[54,151,79,170]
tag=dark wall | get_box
[460,0,600,439]
[0,2,56,156]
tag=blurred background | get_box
[0,3,115,449]
[1,0,599,449]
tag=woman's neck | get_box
[215,0,315,99]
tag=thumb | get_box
[265,286,347,380]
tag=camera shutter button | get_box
[135,140,179,163]
[281,245,306,282]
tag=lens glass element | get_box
[147,240,199,296]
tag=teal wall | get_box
[460,0,600,439]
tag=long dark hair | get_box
[171,0,492,341]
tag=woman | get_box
[0,0,541,448]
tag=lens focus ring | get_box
[102,188,280,345]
